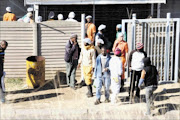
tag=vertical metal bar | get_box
[81,14,85,46]
[171,22,175,81]
[157,3,161,18]
[34,4,39,23]
[33,23,38,56]
[174,19,180,82]
[151,23,154,64]
[141,23,143,43]
[151,3,154,17]
[157,23,161,71]
[132,14,136,50]
[147,23,150,57]
[161,23,164,81]
[164,13,171,81]
[154,23,157,66]
[93,0,95,24]
[144,23,147,51]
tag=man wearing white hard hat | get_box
[65,12,78,22]
[18,7,34,22]
[3,7,16,21]
[116,24,127,42]
[85,15,96,43]
[95,24,112,52]
[23,12,34,23]
[78,38,95,98]
[112,32,128,92]
[58,14,64,20]
[48,11,55,21]
[95,39,104,57]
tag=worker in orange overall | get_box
[112,33,128,92]
[3,7,16,21]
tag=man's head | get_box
[114,48,121,57]
[116,24,122,32]
[96,39,104,47]
[70,34,78,43]
[1,40,8,50]
[83,38,91,46]
[86,15,92,23]
[98,24,106,33]
[136,42,144,52]
[6,7,11,13]
[68,12,75,19]
[143,57,151,67]
[101,46,107,56]
[118,32,124,41]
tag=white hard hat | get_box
[83,38,91,44]
[58,14,63,20]
[86,15,92,19]
[6,7,11,12]
[27,7,33,12]
[98,24,106,31]
[27,12,33,18]
[116,24,122,29]
[68,12,75,19]
[36,16,42,23]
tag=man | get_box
[85,15,96,43]
[94,47,111,105]
[78,38,96,98]
[128,42,147,99]
[116,24,127,42]
[0,40,8,103]
[95,24,112,51]
[138,57,158,115]
[3,7,16,21]
[95,39,104,57]
[109,48,122,104]
[23,13,34,23]
[64,34,80,90]
[65,12,78,22]
[58,14,64,20]
[112,33,128,92]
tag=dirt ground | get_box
[0,79,180,120]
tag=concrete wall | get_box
[0,0,27,20]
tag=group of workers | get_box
[64,15,159,116]
[1,6,159,116]
[2,6,79,23]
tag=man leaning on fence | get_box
[64,34,81,90]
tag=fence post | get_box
[164,13,171,81]
[175,19,180,82]
[81,14,85,46]
[132,13,136,50]
[33,23,38,56]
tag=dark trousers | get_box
[66,60,78,87]
[129,70,141,97]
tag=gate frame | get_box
[122,13,180,83]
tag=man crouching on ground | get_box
[78,38,96,98]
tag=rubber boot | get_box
[87,85,93,98]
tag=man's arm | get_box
[138,70,146,88]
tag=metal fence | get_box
[122,13,180,82]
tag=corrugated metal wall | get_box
[38,21,81,80]
[0,21,81,80]
[0,22,34,78]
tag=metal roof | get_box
[25,0,166,5]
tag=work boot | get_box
[94,99,101,105]
[104,98,110,103]
[78,80,86,88]
[87,85,93,98]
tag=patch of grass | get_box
[6,78,24,85]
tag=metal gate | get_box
[122,13,180,82]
